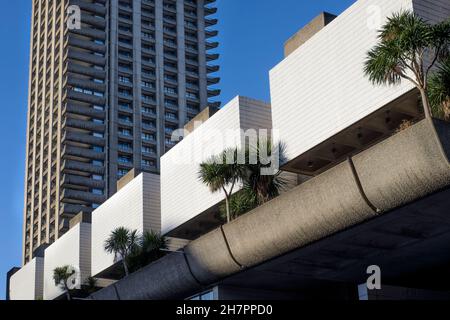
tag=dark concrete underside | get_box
[221,187,450,295]
[90,119,450,300]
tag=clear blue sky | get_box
[0,0,355,300]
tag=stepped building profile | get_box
[9,0,450,302]
[22,0,219,264]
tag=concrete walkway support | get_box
[91,120,450,300]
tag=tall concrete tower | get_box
[23,0,219,264]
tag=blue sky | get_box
[0,0,355,300]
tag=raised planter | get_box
[91,119,450,300]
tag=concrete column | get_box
[108,0,119,196]
[154,0,165,165]
[197,0,208,110]
[176,0,187,127]
[133,0,143,171]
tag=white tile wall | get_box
[9,257,44,300]
[91,173,160,276]
[43,223,91,300]
[161,96,272,235]
[269,0,425,162]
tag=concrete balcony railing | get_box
[61,174,105,189]
[205,30,219,39]
[207,77,220,85]
[62,145,105,161]
[204,7,218,17]
[66,90,106,106]
[68,35,106,54]
[62,159,105,175]
[68,49,106,67]
[69,0,106,16]
[206,53,219,61]
[63,103,105,119]
[62,131,105,147]
[69,27,107,42]
[91,119,450,300]
[65,117,106,133]
[205,18,218,28]
[207,64,219,73]
[67,63,106,79]
[81,13,106,29]
[60,189,106,205]
[207,89,221,97]
[59,204,93,217]
[67,76,106,94]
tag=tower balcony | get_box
[63,103,106,120]
[205,18,218,28]
[62,131,105,147]
[68,0,106,17]
[66,63,106,79]
[61,174,105,190]
[62,145,105,161]
[61,159,105,176]
[60,188,106,205]
[66,90,106,106]
[205,41,219,50]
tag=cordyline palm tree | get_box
[104,227,140,277]
[85,277,98,295]
[199,148,244,223]
[242,140,288,205]
[429,58,450,121]
[139,230,168,266]
[364,11,450,120]
[219,188,257,221]
[121,230,169,273]
[53,265,75,301]
[203,140,288,222]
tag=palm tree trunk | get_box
[64,283,71,301]
[225,195,231,223]
[444,100,450,121]
[419,87,433,120]
[122,259,129,277]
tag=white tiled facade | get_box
[9,257,44,300]
[269,0,450,162]
[91,173,161,276]
[43,223,91,300]
[161,96,272,235]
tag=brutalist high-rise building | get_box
[23,0,220,264]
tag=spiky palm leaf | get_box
[243,139,288,204]
[53,265,75,300]
[53,266,74,286]
[429,58,450,120]
[141,230,168,253]
[104,227,140,276]
[198,148,244,193]
[364,11,450,120]
[219,188,257,221]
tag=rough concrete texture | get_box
[91,119,450,300]
[431,119,450,163]
[184,227,242,284]
[90,253,202,300]
[222,158,377,269]
[353,119,450,212]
